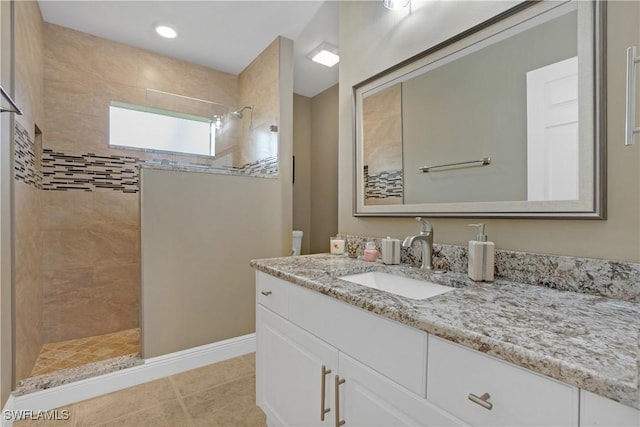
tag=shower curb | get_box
[1,333,256,426]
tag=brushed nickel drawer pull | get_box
[260,291,272,296]
[468,392,493,410]
[320,365,332,421]
[335,375,346,427]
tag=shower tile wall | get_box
[237,38,280,167]
[41,190,140,342]
[14,1,45,382]
[41,23,241,343]
[362,83,403,204]
[14,125,44,382]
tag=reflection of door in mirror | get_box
[526,56,579,201]
[362,84,403,205]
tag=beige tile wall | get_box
[44,23,239,163]
[41,23,242,343]
[41,190,139,342]
[237,38,280,166]
[14,1,45,382]
[362,83,402,175]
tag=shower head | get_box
[232,105,253,119]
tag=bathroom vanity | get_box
[251,254,639,427]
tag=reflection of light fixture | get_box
[153,22,177,39]
[307,43,339,68]
[383,0,410,10]
[213,115,222,130]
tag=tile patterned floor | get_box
[15,353,266,427]
[29,329,140,377]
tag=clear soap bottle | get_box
[467,224,494,282]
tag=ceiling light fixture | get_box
[307,43,339,68]
[383,0,410,10]
[153,22,177,39]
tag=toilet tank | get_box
[292,230,303,256]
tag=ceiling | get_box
[38,1,340,98]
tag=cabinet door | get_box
[257,306,338,427]
[580,390,640,426]
[337,353,465,427]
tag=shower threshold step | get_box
[14,354,142,397]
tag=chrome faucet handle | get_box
[415,217,433,234]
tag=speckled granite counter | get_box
[250,254,639,410]
[14,355,142,396]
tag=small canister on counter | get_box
[330,236,345,255]
[381,236,401,265]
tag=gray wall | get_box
[403,11,576,203]
[339,1,640,262]
[310,85,339,254]
[293,85,339,255]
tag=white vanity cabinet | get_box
[256,272,463,427]
[255,271,638,427]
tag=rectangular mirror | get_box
[353,0,606,218]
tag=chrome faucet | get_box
[402,217,435,270]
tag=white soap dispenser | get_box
[381,236,401,265]
[467,224,495,282]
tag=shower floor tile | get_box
[30,328,140,377]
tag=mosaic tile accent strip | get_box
[41,149,141,193]
[42,150,279,193]
[339,234,640,302]
[239,156,278,176]
[13,122,42,188]
[364,166,403,200]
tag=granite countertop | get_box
[250,254,639,410]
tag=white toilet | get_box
[292,230,303,256]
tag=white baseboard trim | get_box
[1,395,15,427]
[2,333,255,426]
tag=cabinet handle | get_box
[261,291,272,296]
[320,365,332,421]
[334,375,346,427]
[468,392,493,410]
[626,46,640,146]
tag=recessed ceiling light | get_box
[153,22,177,39]
[308,43,339,68]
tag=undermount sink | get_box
[339,271,454,300]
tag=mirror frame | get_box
[352,0,606,219]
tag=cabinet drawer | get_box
[427,336,579,426]
[256,271,289,317]
[289,282,427,396]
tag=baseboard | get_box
[1,395,15,427]
[2,333,255,425]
